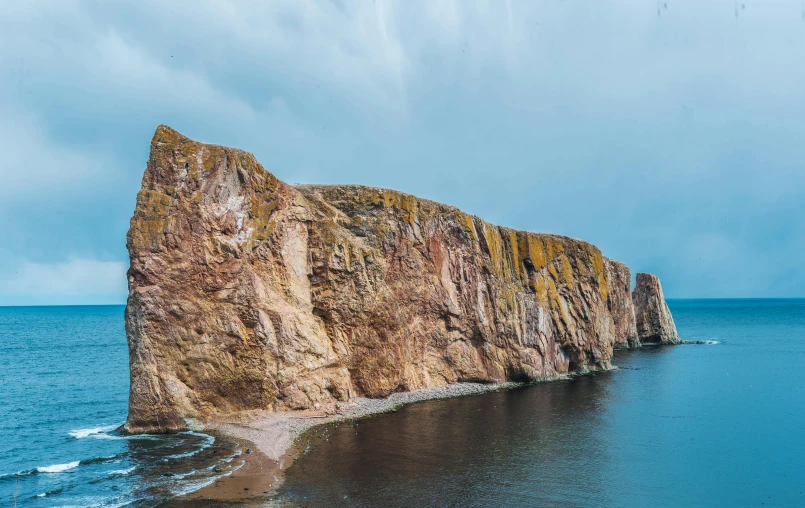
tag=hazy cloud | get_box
[1,0,804,303]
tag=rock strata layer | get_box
[124,126,678,433]
[604,258,639,348]
[633,273,680,345]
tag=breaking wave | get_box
[165,432,215,460]
[37,461,80,473]
[69,424,120,439]
[108,467,136,476]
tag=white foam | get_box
[164,468,204,481]
[108,467,135,476]
[169,476,219,497]
[169,467,239,498]
[99,433,160,441]
[69,424,119,439]
[165,432,215,459]
[37,461,80,473]
[52,499,127,508]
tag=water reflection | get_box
[277,371,623,507]
[272,301,805,507]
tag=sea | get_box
[2,300,805,507]
[0,306,242,507]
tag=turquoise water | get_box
[275,299,805,507]
[2,301,804,506]
[0,306,241,507]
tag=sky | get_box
[1,0,804,305]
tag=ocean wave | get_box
[692,339,720,345]
[163,468,204,481]
[108,467,135,476]
[170,475,220,497]
[49,499,131,508]
[165,432,215,460]
[33,487,64,499]
[81,454,123,465]
[69,424,121,439]
[1,454,125,480]
[218,451,241,464]
[0,468,35,480]
[169,468,239,498]
[102,433,162,441]
[37,460,80,473]
[69,426,161,442]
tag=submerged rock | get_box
[124,125,675,433]
[632,273,680,345]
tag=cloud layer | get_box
[2,0,804,303]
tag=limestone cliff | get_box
[124,126,675,433]
[633,273,680,344]
[604,258,639,348]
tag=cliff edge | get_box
[124,126,678,433]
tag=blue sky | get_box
[1,0,804,305]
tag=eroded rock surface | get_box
[125,126,674,433]
[604,258,639,348]
[632,273,680,345]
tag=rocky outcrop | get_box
[124,126,677,433]
[632,273,680,344]
[604,258,639,348]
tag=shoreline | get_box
[175,347,719,504]
[182,377,588,504]
[172,433,280,506]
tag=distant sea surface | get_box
[2,300,805,507]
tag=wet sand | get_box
[176,445,281,505]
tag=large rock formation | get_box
[604,258,639,348]
[632,273,680,345]
[124,126,676,433]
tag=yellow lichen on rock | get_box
[124,125,650,434]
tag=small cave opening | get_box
[560,346,580,372]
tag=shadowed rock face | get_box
[632,273,680,345]
[124,126,667,433]
[604,258,639,348]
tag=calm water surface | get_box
[274,299,805,507]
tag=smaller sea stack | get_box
[632,273,680,345]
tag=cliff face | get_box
[604,258,639,348]
[125,126,674,433]
[633,273,680,345]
